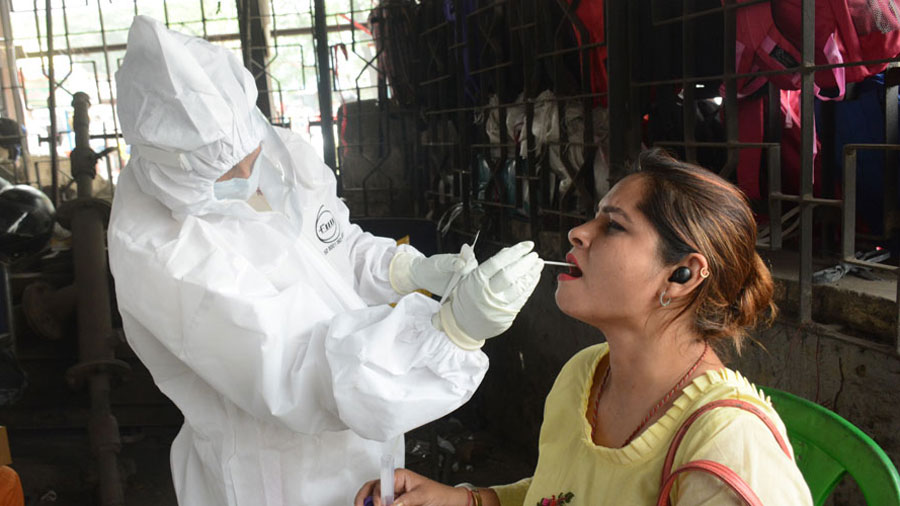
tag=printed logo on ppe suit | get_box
[316,205,343,254]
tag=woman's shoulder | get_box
[671,370,812,504]
[557,342,609,379]
[675,368,793,459]
[568,342,609,366]
[543,342,609,403]
[684,368,777,415]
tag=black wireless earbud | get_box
[668,266,692,284]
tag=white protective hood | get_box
[109,16,488,506]
[116,14,269,219]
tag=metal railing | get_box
[411,0,900,352]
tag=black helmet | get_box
[0,178,55,263]
[0,118,24,162]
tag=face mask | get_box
[213,150,263,201]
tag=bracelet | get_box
[456,483,483,506]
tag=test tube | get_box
[381,454,394,506]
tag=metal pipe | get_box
[95,0,123,185]
[722,0,739,179]
[843,146,900,350]
[655,140,779,148]
[0,264,12,348]
[607,0,630,177]
[652,0,770,26]
[799,0,815,323]
[72,93,91,198]
[67,91,124,506]
[45,0,58,205]
[767,145,783,249]
[313,0,336,169]
[884,68,899,243]
[682,0,697,163]
[0,0,30,184]
[631,55,900,88]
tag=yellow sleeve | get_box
[491,477,532,506]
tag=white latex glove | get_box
[389,249,478,296]
[433,241,544,350]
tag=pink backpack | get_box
[773,0,900,89]
[729,0,900,200]
[732,0,866,100]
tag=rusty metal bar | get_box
[632,55,900,88]
[237,0,272,119]
[655,140,780,148]
[1,0,30,182]
[843,145,900,350]
[842,143,900,151]
[537,208,593,220]
[313,0,336,169]
[798,0,815,323]
[95,1,123,183]
[45,0,58,205]
[466,0,511,17]
[885,68,899,241]
[467,61,513,76]
[682,0,697,163]
[722,0,739,179]
[842,149,857,263]
[424,92,607,116]
[607,0,631,175]
[535,41,606,59]
[839,257,898,273]
[63,92,127,506]
[652,0,769,26]
[767,144,783,249]
[21,23,356,59]
[419,74,453,87]
[767,193,841,206]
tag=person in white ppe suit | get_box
[108,15,543,506]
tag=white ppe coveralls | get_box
[109,16,488,506]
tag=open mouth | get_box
[565,254,583,278]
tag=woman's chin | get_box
[553,289,576,317]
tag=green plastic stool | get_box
[761,386,900,505]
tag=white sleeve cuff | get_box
[434,297,484,351]
[388,250,423,295]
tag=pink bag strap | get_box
[657,398,793,505]
[657,460,765,506]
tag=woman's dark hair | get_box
[632,148,776,353]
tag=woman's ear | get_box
[664,253,709,301]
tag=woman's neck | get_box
[610,329,705,386]
[592,321,723,447]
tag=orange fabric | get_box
[0,466,24,506]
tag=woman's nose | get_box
[568,222,591,248]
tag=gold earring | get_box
[700,267,710,279]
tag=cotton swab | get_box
[543,260,576,268]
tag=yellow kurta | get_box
[492,343,812,506]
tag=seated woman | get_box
[355,149,812,506]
